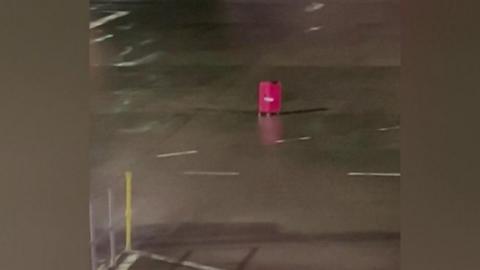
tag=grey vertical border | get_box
[1,0,479,270]
[403,0,480,269]
[0,0,90,270]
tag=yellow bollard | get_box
[125,171,132,251]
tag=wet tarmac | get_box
[89,1,400,269]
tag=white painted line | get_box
[117,23,134,30]
[117,253,139,270]
[114,253,123,264]
[377,125,400,132]
[156,150,198,158]
[112,52,160,67]
[348,172,401,177]
[118,121,157,134]
[182,260,224,270]
[99,253,122,270]
[90,11,130,29]
[95,253,123,270]
[183,171,240,176]
[305,25,324,32]
[90,34,114,44]
[275,136,312,144]
[139,38,155,46]
[119,46,133,58]
[134,250,225,270]
[148,253,177,264]
[90,4,106,11]
[305,2,325,12]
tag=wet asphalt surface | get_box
[89,1,400,269]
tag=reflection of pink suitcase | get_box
[258,81,282,116]
[258,116,283,145]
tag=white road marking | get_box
[305,25,324,32]
[119,46,133,58]
[117,23,134,30]
[182,260,224,270]
[99,253,121,270]
[275,136,312,144]
[348,172,401,177]
[183,171,240,176]
[95,252,123,270]
[112,52,160,67]
[117,253,139,270]
[377,125,400,132]
[90,4,106,11]
[305,2,325,12]
[90,34,114,44]
[139,38,155,46]
[133,250,225,270]
[90,11,130,29]
[118,121,157,134]
[156,150,198,158]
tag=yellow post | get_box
[124,171,132,251]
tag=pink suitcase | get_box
[258,81,282,115]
